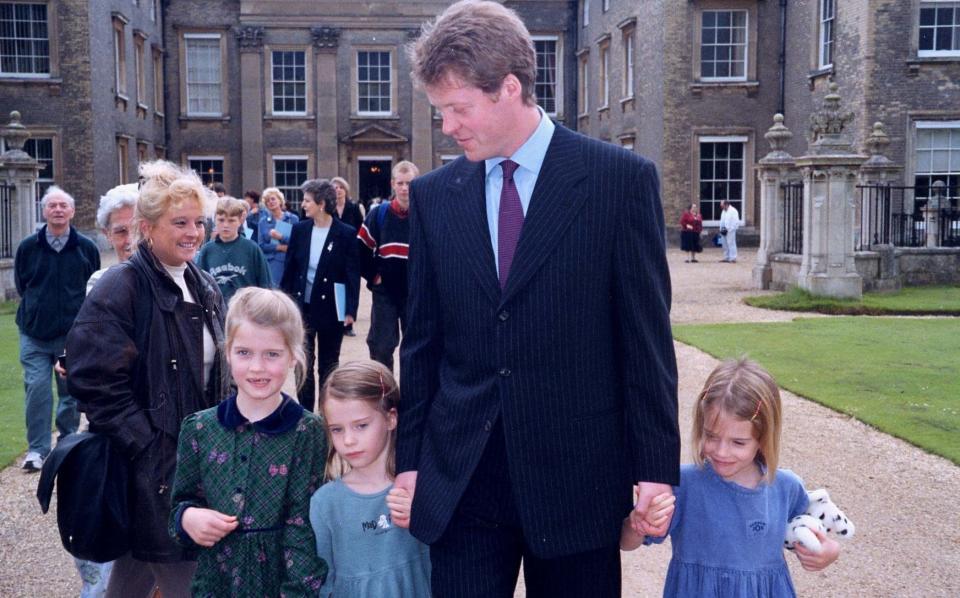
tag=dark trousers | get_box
[429,420,621,598]
[300,324,344,413]
[366,289,405,372]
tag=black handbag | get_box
[37,432,130,563]
[719,227,728,236]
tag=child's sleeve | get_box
[309,489,337,598]
[787,471,810,519]
[168,413,205,547]
[280,416,329,597]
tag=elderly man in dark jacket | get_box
[15,186,99,471]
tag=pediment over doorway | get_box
[342,124,408,145]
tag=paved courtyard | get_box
[1,246,957,596]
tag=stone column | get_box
[0,111,42,242]
[922,180,945,248]
[753,114,796,289]
[312,27,340,178]
[409,29,433,170]
[795,83,865,299]
[236,26,265,191]
[858,122,902,290]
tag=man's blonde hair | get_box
[392,160,420,180]
[216,197,247,219]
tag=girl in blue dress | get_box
[621,358,841,597]
[309,361,431,597]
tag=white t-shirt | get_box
[305,225,330,304]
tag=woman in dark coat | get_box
[679,202,704,263]
[280,178,360,413]
[331,176,363,337]
[66,161,229,598]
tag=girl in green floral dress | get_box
[169,287,328,597]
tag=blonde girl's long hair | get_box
[319,360,399,482]
[691,357,783,483]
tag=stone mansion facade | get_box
[1,0,958,231]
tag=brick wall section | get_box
[165,1,573,193]
[164,0,241,192]
[0,0,165,229]
[0,0,95,226]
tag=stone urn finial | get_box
[0,110,34,161]
[1,110,30,151]
[765,113,793,152]
[864,122,890,157]
[808,80,855,154]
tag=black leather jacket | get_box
[66,242,229,562]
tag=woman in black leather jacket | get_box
[66,161,228,598]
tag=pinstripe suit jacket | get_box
[398,124,679,559]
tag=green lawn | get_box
[744,285,960,315]
[673,317,960,465]
[0,313,24,467]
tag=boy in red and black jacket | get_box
[357,160,419,372]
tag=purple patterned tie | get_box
[497,159,523,289]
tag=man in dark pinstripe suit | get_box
[393,2,680,595]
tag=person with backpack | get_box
[357,161,419,372]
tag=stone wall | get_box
[772,248,960,292]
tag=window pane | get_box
[700,10,747,80]
[186,37,221,114]
[273,159,308,213]
[0,2,49,74]
[933,150,950,172]
[357,51,391,113]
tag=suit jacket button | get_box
[321,295,326,300]
[323,278,327,283]
[484,420,492,432]
[498,367,511,377]
[498,311,509,322]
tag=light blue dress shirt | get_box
[484,107,556,276]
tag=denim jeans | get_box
[19,333,79,456]
[76,558,113,598]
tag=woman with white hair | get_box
[66,160,228,598]
[85,183,138,292]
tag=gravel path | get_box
[2,246,957,597]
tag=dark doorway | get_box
[358,159,392,206]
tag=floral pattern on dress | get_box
[169,398,328,597]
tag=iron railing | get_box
[781,182,803,254]
[858,184,960,250]
[1,184,14,258]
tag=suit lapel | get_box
[446,160,500,305]
[501,125,587,305]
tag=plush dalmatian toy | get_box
[784,489,855,554]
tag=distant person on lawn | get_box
[15,185,99,472]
